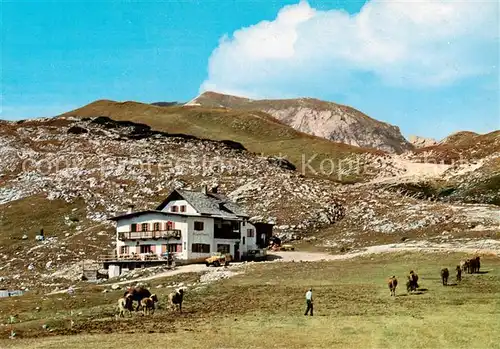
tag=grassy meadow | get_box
[1,252,499,349]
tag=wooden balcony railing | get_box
[98,253,179,263]
[118,229,181,240]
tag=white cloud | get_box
[201,0,499,97]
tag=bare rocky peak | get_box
[189,92,414,154]
[408,135,438,148]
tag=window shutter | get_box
[137,224,141,232]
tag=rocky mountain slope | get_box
[367,130,500,205]
[0,116,498,292]
[410,130,500,163]
[187,91,413,154]
[60,100,382,182]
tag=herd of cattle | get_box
[115,256,483,317]
[388,256,482,296]
[117,286,184,318]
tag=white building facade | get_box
[110,187,261,262]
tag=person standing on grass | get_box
[304,288,313,316]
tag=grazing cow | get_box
[124,286,152,311]
[470,256,481,273]
[441,268,449,286]
[140,294,158,316]
[117,294,133,318]
[406,276,414,293]
[466,259,472,274]
[456,265,462,282]
[406,271,419,293]
[168,288,184,313]
[460,260,469,274]
[467,257,477,274]
[388,276,398,297]
[410,270,419,288]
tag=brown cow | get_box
[124,286,152,311]
[410,270,419,287]
[466,257,479,274]
[168,288,184,312]
[460,260,469,274]
[407,271,419,292]
[117,294,133,318]
[440,268,449,286]
[388,276,398,297]
[140,294,158,316]
[471,256,481,273]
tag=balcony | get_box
[118,229,181,241]
[214,227,240,240]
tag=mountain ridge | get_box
[188,91,414,154]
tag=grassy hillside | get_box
[2,252,499,348]
[60,100,381,182]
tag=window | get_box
[180,205,186,212]
[167,244,181,253]
[153,222,160,231]
[247,229,255,237]
[140,245,152,254]
[120,246,129,255]
[183,242,186,250]
[194,221,204,231]
[165,221,175,230]
[171,205,179,213]
[130,224,137,232]
[242,237,245,245]
[141,223,149,232]
[217,244,230,253]
[192,243,210,253]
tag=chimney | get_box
[211,185,219,194]
[127,204,135,214]
[201,185,208,195]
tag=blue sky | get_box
[1,0,498,140]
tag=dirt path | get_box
[270,239,500,262]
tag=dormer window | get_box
[180,205,186,212]
[171,206,179,213]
